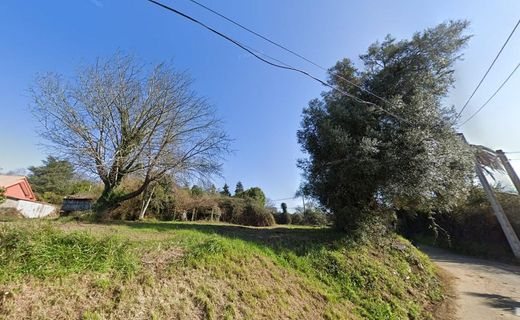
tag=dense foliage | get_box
[28,156,94,204]
[298,21,474,231]
[399,186,520,260]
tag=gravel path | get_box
[423,246,520,320]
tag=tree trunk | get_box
[139,186,155,220]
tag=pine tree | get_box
[234,181,244,196]
[221,183,231,197]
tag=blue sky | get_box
[0,0,519,210]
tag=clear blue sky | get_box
[0,1,519,209]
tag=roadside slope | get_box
[0,221,447,319]
[423,246,520,320]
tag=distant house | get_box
[0,175,36,201]
[0,175,56,218]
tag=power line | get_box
[506,151,520,154]
[456,19,520,119]
[146,0,409,124]
[460,61,520,126]
[271,197,297,202]
[185,0,390,104]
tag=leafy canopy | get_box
[28,156,75,196]
[297,21,474,230]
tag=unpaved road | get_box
[423,246,520,320]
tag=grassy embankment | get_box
[0,218,446,319]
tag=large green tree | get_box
[241,187,266,206]
[297,21,474,231]
[28,156,75,197]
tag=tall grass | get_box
[0,224,138,281]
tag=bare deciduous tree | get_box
[30,53,230,217]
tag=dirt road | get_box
[423,246,520,319]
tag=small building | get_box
[0,175,56,218]
[0,175,36,201]
[61,196,94,213]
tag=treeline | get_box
[23,157,329,227]
[110,179,329,227]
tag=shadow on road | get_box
[466,292,520,315]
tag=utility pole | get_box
[496,150,520,194]
[474,162,520,259]
[459,134,520,260]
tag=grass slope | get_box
[0,220,445,319]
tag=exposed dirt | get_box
[422,246,520,320]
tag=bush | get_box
[239,202,275,227]
[303,210,328,226]
[274,212,292,225]
[290,213,304,225]
[218,197,246,224]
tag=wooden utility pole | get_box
[496,150,520,194]
[458,134,520,260]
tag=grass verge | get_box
[0,220,447,319]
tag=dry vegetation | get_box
[0,220,447,319]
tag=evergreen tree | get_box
[28,156,75,196]
[298,21,474,231]
[234,181,244,196]
[221,183,231,197]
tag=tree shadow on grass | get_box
[111,221,349,256]
[466,292,520,315]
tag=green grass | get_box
[0,220,446,319]
[0,224,137,281]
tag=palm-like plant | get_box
[472,144,504,178]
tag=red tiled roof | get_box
[0,175,26,188]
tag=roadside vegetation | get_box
[0,19,493,319]
[0,220,445,319]
[399,186,520,261]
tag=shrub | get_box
[274,212,292,225]
[291,213,304,225]
[218,197,246,224]
[239,202,275,227]
[303,210,329,226]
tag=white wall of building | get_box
[0,198,56,218]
